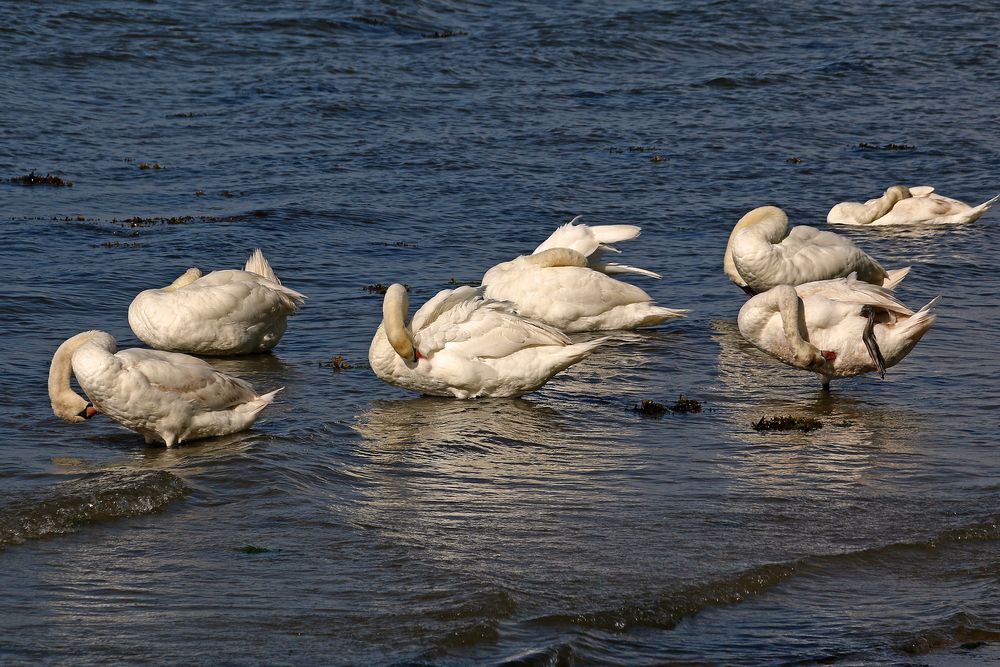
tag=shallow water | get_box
[1,0,998,664]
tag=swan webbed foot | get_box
[860,305,887,379]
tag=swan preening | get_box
[128,249,305,355]
[724,205,910,295]
[481,217,688,332]
[48,331,280,446]
[828,186,999,226]
[369,284,607,398]
[737,275,939,389]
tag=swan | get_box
[481,217,688,332]
[48,331,280,446]
[128,249,305,355]
[737,275,939,389]
[723,205,910,295]
[827,185,999,226]
[369,284,608,398]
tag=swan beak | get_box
[77,403,98,419]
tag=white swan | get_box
[481,217,688,332]
[723,206,910,295]
[128,249,305,355]
[737,275,939,389]
[369,284,607,398]
[48,331,280,446]
[827,185,999,226]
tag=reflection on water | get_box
[710,318,932,498]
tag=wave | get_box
[0,470,189,549]
[529,515,999,632]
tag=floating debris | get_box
[119,215,194,227]
[633,399,667,417]
[194,190,206,196]
[330,356,351,370]
[137,162,163,170]
[236,545,270,554]
[98,241,144,249]
[752,415,823,432]
[786,156,803,164]
[168,112,197,118]
[633,395,702,417]
[857,142,915,151]
[9,170,73,187]
[425,30,468,38]
[670,395,702,413]
[649,155,666,163]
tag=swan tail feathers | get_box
[239,388,283,416]
[972,193,1000,217]
[599,262,662,279]
[882,266,911,290]
[589,224,642,245]
[245,248,281,284]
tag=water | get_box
[1,0,998,663]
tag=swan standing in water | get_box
[49,331,280,446]
[481,217,687,332]
[827,185,999,226]
[737,276,939,389]
[128,249,305,355]
[723,206,910,295]
[369,284,607,398]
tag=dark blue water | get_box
[1,1,998,664]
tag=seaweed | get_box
[425,30,468,38]
[633,395,702,417]
[363,283,409,294]
[857,142,915,151]
[752,415,823,432]
[236,545,270,554]
[9,170,73,187]
[137,162,163,170]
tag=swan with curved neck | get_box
[828,185,999,226]
[369,284,608,398]
[49,330,280,446]
[724,205,909,295]
[481,217,687,332]
[128,248,305,355]
[738,277,938,389]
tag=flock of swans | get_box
[48,185,996,447]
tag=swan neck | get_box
[768,286,822,366]
[48,330,108,422]
[382,285,415,360]
[726,207,787,286]
[163,267,202,291]
[525,247,588,269]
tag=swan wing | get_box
[794,275,913,315]
[115,348,258,409]
[414,295,570,358]
[772,225,885,283]
[533,216,641,258]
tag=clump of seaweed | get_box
[137,162,163,170]
[98,241,143,249]
[752,415,823,432]
[448,277,480,286]
[118,215,193,227]
[633,400,667,417]
[353,15,386,26]
[633,395,702,417]
[649,154,666,163]
[9,170,73,187]
[670,395,702,413]
[857,142,915,151]
[330,356,352,370]
[195,190,206,196]
[786,156,803,164]
[168,112,197,118]
[236,545,270,554]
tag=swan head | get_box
[48,331,106,423]
[724,207,786,289]
[382,283,416,362]
[884,185,911,203]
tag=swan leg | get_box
[860,306,887,379]
[821,376,831,391]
